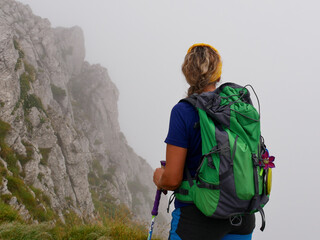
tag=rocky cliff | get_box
[0,0,168,225]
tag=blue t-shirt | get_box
[165,101,202,208]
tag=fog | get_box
[17,0,320,239]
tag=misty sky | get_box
[16,0,320,239]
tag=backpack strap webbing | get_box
[197,178,220,190]
[249,153,260,211]
[179,95,197,108]
[249,153,267,231]
[258,207,266,231]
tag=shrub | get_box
[39,148,51,166]
[37,173,44,181]
[92,159,103,177]
[51,84,66,101]
[88,172,100,186]
[23,61,36,82]
[15,58,22,71]
[23,94,45,112]
[13,39,25,59]
[19,72,31,100]
[0,140,19,176]
[17,146,33,166]
[18,61,44,114]
[0,119,11,139]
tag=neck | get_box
[203,83,216,93]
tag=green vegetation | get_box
[40,117,46,124]
[0,117,162,238]
[39,148,51,166]
[0,190,162,239]
[37,173,44,182]
[24,117,33,133]
[19,73,31,101]
[0,119,19,175]
[19,70,44,114]
[0,215,160,240]
[13,39,44,116]
[93,139,102,146]
[17,142,33,166]
[23,94,45,113]
[13,39,24,58]
[0,200,21,224]
[0,194,12,204]
[6,176,55,222]
[13,39,25,71]
[0,119,11,140]
[0,222,54,240]
[23,61,36,82]
[0,159,7,186]
[92,160,103,177]
[51,84,66,101]
[14,58,22,71]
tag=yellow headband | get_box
[187,43,222,83]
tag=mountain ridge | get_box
[0,0,168,227]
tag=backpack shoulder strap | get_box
[179,95,198,109]
[179,96,201,129]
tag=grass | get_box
[0,119,20,176]
[0,198,164,240]
[0,218,163,240]
[6,175,55,222]
[0,222,54,240]
[0,201,21,224]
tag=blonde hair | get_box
[182,44,222,96]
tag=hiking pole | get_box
[147,160,166,240]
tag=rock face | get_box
[0,0,168,225]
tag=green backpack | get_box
[174,83,274,231]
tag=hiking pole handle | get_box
[151,161,166,216]
[151,190,162,216]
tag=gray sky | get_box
[17,0,320,239]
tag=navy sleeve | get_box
[165,103,189,148]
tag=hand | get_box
[153,168,165,189]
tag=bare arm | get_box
[153,144,187,191]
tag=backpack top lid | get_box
[185,82,260,152]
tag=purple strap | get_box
[151,161,166,216]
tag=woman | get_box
[153,43,255,240]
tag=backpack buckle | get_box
[229,215,242,227]
[252,154,260,167]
